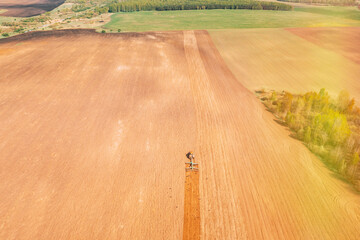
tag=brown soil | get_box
[0,0,65,17]
[0,30,359,239]
[0,30,196,240]
[287,27,360,65]
[183,170,200,240]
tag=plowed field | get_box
[0,0,64,17]
[0,30,359,239]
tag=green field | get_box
[104,8,360,32]
[295,6,360,21]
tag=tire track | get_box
[183,170,200,240]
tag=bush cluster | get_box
[260,89,360,190]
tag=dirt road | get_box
[0,30,359,239]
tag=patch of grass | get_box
[104,8,360,32]
[0,16,16,24]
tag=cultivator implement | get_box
[186,152,199,171]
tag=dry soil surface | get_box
[210,28,360,99]
[0,30,359,239]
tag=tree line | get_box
[259,89,360,190]
[278,0,356,6]
[104,0,293,13]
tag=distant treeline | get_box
[278,0,356,6]
[105,0,293,12]
[259,89,360,190]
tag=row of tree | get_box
[278,0,356,6]
[105,0,293,12]
[260,89,360,190]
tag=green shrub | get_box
[259,88,360,190]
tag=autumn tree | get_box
[280,92,293,116]
[338,90,350,112]
[347,98,355,113]
[353,152,360,165]
[304,126,312,143]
